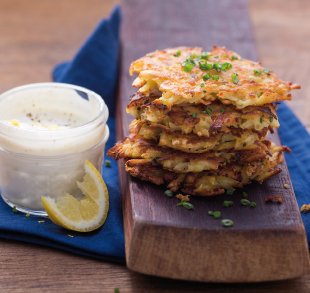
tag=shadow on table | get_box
[128,270,309,293]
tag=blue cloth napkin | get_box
[0,3,309,263]
[0,5,125,263]
[278,103,310,241]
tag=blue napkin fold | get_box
[0,5,125,263]
[278,103,310,241]
[0,3,309,263]
[0,117,125,262]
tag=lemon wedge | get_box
[41,160,109,232]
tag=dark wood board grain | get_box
[0,1,309,292]
[116,0,310,282]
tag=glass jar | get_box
[0,83,109,216]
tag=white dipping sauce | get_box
[0,83,109,215]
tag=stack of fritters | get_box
[108,46,299,196]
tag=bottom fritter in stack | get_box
[108,46,299,196]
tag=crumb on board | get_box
[176,194,190,202]
[264,195,283,204]
[300,204,310,213]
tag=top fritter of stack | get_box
[128,46,299,109]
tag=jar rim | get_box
[0,82,109,139]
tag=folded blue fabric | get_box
[0,5,125,263]
[0,3,309,263]
[0,117,125,262]
[278,103,310,241]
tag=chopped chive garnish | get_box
[208,210,221,219]
[240,199,251,206]
[114,288,120,293]
[203,73,211,81]
[231,73,239,84]
[203,107,213,116]
[183,202,194,210]
[223,200,234,208]
[203,90,207,93]
[192,113,197,118]
[174,50,181,57]
[164,190,174,197]
[200,52,209,60]
[177,201,194,210]
[213,211,221,218]
[242,191,248,198]
[231,55,239,61]
[269,116,273,123]
[221,62,232,71]
[182,58,196,72]
[213,63,222,71]
[226,188,235,195]
[12,206,17,213]
[254,69,262,76]
[220,108,225,113]
[221,219,234,227]
[260,116,263,123]
[199,61,213,71]
[250,201,257,208]
[105,160,111,168]
[200,82,205,87]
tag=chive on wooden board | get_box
[116,0,310,282]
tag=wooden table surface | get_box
[0,0,309,292]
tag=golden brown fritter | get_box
[108,138,221,172]
[129,46,299,109]
[124,143,286,196]
[127,92,279,136]
[108,46,296,197]
[108,137,278,173]
[129,119,268,153]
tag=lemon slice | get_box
[41,160,109,232]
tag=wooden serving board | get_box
[116,0,310,282]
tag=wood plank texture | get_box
[0,0,309,292]
[117,0,309,282]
